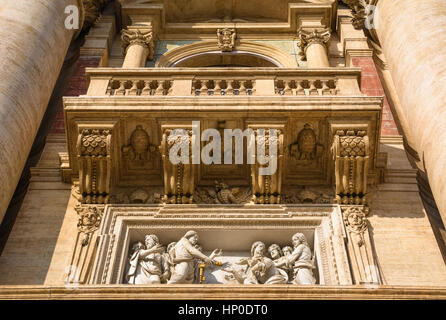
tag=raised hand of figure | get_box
[204,256,216,265]
[210,248,223,259]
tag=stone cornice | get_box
[0,285,445,299]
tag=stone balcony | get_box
[85,67,363,97]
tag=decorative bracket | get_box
[248,125,284,204]
[160,126,195,204]
[76,126,113,204]
[332,128,370,205]
[341,206,381,285]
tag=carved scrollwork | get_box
[341,0,370,29]
[82,0,109,31]
[76,128,113,204]
[332,129,370,205]
[217,28,236,52]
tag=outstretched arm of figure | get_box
[209,248,223,260]
[185,241,215,264]
[139,244,163,259]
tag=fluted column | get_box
[121,28,154,68]
[375,0,446,221]
[0,0,81,222]
[298,29,331,68]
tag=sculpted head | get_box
[282,246,293,256]
[145,234,159,249]
[292,233,308,248]
[251,241,266,257]
[184,230,199,245]
[268,244,283,260]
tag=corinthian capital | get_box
[82,0,109,30]
[121,28,155,60]
[297,28,331,53]
[341,0,371,29]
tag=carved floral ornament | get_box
[217,28,237,52]
[121,28,155,60]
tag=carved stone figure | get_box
[224,241,286,284]
[122,125,156,161]
[193,181,252,204]
[217,28,236,52]
[126,234,169,284]
[289,124,323,161]
[267,244,291,284]
[168,230,222,284]
[287,233,316,285]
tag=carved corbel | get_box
[217,28,236,52]
[332,129,370,205]
[342,206,380,285]
[121,27,155,60]
[161,128,195,204]
[251,128,284,204]
[66,204,104,285]
[76,128,113,204]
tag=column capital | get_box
[121,27,155,60]
[341,0,380,30]
[297,28,331,54]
